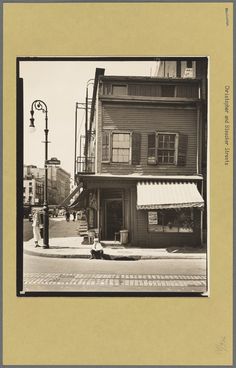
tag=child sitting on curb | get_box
[90,238,104,259]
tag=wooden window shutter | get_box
[177,134,188,166]
[102,131,110,162]
[147,133,157,165]
[132,132,141,165]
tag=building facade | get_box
[23,178,44,206]
[24,165,71,206]
[74,58,208,247]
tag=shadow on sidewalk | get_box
[99,254,141,261]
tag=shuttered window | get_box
[148,132,188,166]
[102,131,110,162]
[112,133,130,163]
[157,133,176,164]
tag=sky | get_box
[21,59,160,178]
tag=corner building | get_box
[75,59,207,248]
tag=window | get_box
[29,187,33,193]
[148,208,194,233]
[147,132,188,166]
[102,130,141,165]
[29,182,32,186]
[157,133,177,164]
[112,85,127,95]
[112,133,130,163]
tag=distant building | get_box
[23,165,71,206]
[23,178,44,205]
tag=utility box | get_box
[120,230,128,245]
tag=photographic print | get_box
[18,57,208,295]
[3,2,233,366]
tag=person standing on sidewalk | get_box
[32,209,41,247]
[65,209,70,222]
[72,211,76,221]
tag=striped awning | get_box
[59,182,83,207]
[69,189,88,210]
[137,182,204,210]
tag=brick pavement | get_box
[23,272,207,292]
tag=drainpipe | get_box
[97,188,100,240]
[196,103,200,175]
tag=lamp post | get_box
[74,102,79,184]
[29,100,49,248]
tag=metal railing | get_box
[76,156,95,174]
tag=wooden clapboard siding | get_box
[128,84,162,97]
[99,103,198,175]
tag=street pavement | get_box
[23,255,207,293]
[22,217,208,294]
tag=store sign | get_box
[183,68,193,78]
[148,211,158,225]
[46,157,61,165]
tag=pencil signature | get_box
[216,336,227,353]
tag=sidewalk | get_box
[24,236,206,260]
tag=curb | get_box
[24,249,90,259]
[24,248,206,260]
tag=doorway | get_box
[105,199,123,240]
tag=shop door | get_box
[105,200,123,240]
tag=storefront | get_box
[73,175,204,248]
[135,181,204,247]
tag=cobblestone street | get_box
[23,271,206,292]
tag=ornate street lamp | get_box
[29,100,49,248]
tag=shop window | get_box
[148,208,194,233]
[112,133,130,163]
